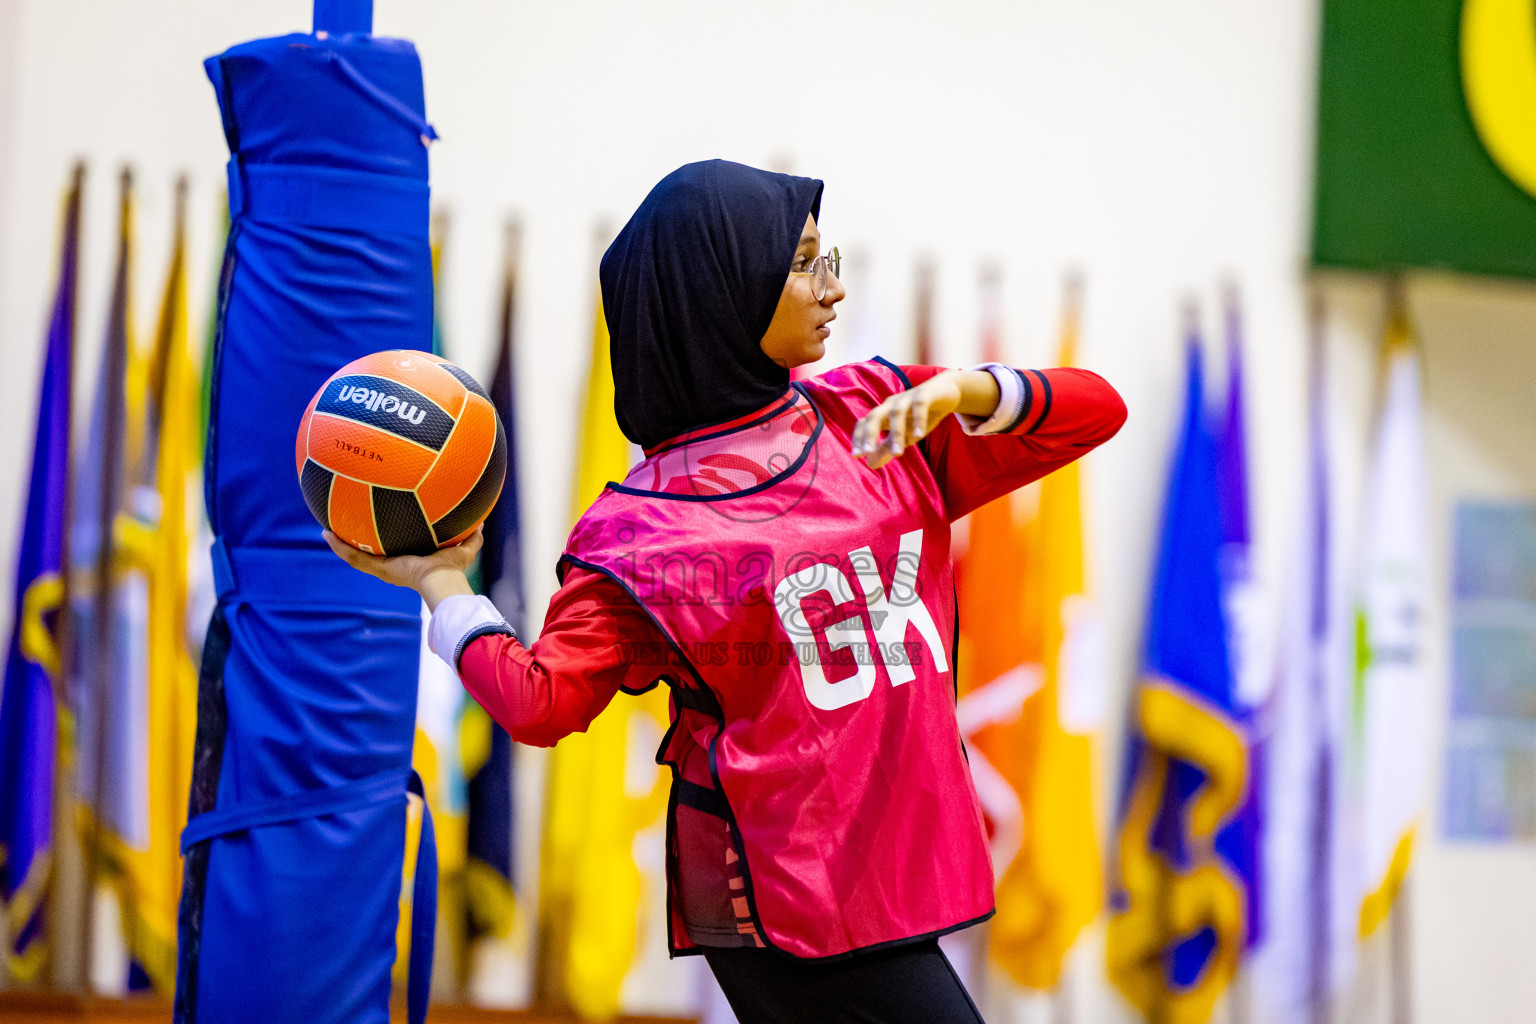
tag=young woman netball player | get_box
[325,160,1125,1023]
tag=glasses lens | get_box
[811,258,827,301]
[830,247,841,280]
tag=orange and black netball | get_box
[295,350,506,556]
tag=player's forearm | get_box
[953,368,1003,420]
[418,567,475,612]
[458,633,601,747]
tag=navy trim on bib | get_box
[676,778,730,818]
[872,356,911,389]
[605,383,824,503]
[645,389,800,458]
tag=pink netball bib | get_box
[561,359,995,959]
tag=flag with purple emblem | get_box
[1107,327,1262,1024]
[0,163,82,981]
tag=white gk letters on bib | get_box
[772,529,949,711]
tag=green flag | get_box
[1312,0,1536,278]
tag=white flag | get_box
[1351,308,1431,937]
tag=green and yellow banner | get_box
[1313,0,1536,278]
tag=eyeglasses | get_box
[795,247,841,301]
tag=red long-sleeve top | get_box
[459,364,1125,734]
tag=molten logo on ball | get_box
[297,350,507,556]
[335,383,430,426]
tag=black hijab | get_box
[601,159,824,449]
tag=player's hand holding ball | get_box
[323,525,480,608]
[300,349,505,608]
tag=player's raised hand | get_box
[851,371,961,469]
[854,367,1015,470]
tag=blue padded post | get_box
[314,0,373,35]
[177,24,436,1024]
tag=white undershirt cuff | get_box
[427,594,515,674]
[957,363,1025,435]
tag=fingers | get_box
[325,527,482,579]
[431,533,480,576]
[458,525,485,559]
[851,398,894,465]
[873,394,911,467]
[851,391,931,470]
[877,391,929,467]
[430,527,483,576]
[323,529,398,581]
[907,389,935,442]
[850,400,886,458]
[323,530,368,568]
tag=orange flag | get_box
[956,278,1104,990]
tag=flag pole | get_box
[312,0,372,35]
[1389,875,1412,1024]
[1051,973,1075,1024]
[148,176,190,425]
[502,217,523,327]
[1381,271,1414,1024]
[1063,268,1084,352]
[1179,295,1200,358]
[44,159,85,993]
[912,258,936,365]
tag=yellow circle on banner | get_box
[1461,0,1536,199]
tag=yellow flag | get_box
[96,178,200,993]
[569,290,628,521]
[538,290,668,1019]
[957,298,1103,990]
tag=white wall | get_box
[1,2,1532,1021]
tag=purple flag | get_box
[1216,292,1266,951]
[0,163,81,979]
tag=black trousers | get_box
[703,939,986,1024]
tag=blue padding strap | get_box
[327,52,438,142]
[179,767,408,853]
[226,159,429,237]
[406,770,436,1024]
[211,536,417,612]
[224,157,244,221]
[176,766,439,1022]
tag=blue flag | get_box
[0,163,81,981]
[1108,335,1260,1024]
